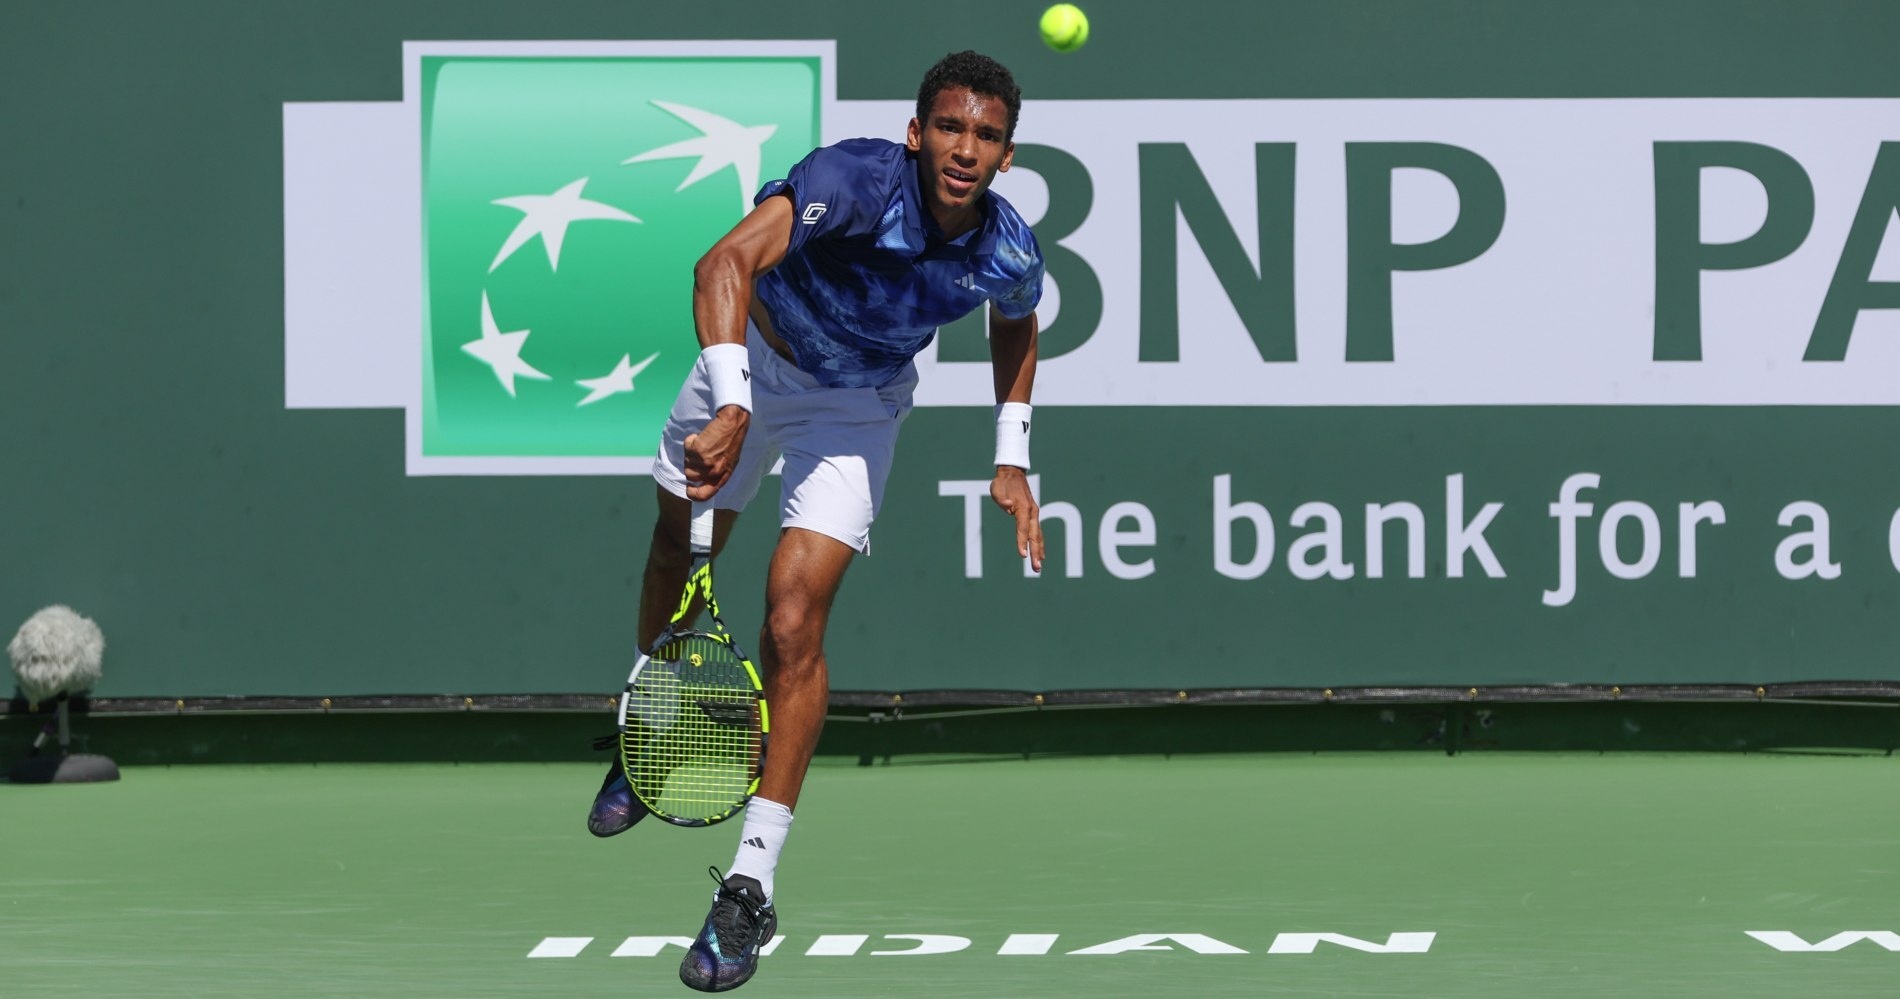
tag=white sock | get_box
[725,797,793,902]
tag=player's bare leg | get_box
[638,486,741,647]
[587,485,739,838]
[754,526,855,808]
[680,526,852,993]
[706,526,854,888]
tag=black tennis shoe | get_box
[586,760,645,837]
[679,868,777,992]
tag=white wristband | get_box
[994,402,1032,470]
[703,342,752,413]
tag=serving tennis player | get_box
[588,50,1047,992]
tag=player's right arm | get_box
[681,195,796,501]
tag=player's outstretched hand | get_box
[683,406,751,501]
[990,466,1045,573]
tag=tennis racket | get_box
[614,502,768,826]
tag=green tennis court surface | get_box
[5,753,1895,997]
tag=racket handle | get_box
[690,501,714,554]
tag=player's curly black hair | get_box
[915,51,1021,142]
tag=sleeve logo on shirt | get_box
[801,203,828,224]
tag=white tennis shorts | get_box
[652,320,917,553]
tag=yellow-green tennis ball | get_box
[1040,4,1089,53]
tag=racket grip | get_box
[690,501,714,554]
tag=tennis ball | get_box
[1040,4,1089,53]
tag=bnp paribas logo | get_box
[283,42,831,475]
[422,53,820,458]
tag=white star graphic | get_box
[462,292,552,397]
[575,352,660,407]
[489,177,640,273]
[622,101,778,216]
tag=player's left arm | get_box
[988,309,1044,573]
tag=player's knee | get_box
[761,602,824,666]
[645,517,693,571]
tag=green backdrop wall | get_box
[4,1,1899,697]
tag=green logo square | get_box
[420,55,820,457]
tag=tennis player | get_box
[587,50,1047,992]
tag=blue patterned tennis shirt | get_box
[752,138,1044,389]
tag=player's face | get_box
[907,86,1014,222]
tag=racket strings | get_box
[622,633,761,822]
